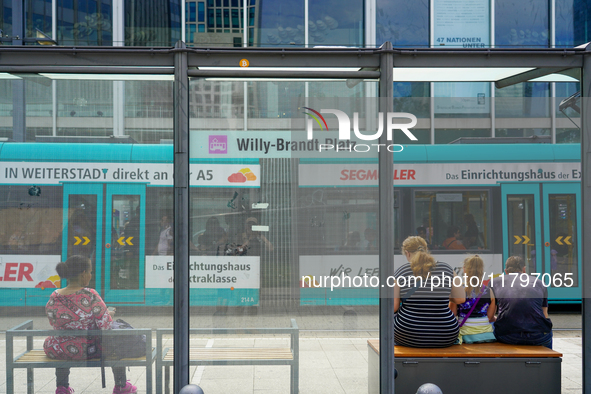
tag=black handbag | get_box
[101,318,147,388]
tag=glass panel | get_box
[125,0,182,46]
[253,0,304,46]
[25,0,52,41]
[506,194,536,273]
[0,73,173,393]
[67,194,98,287]
[377,0,428,47]
[190,2,197,22]
[57,0,113,46]
[1,0,13,39]
[110,194,141,290]
[413,190,490,251]
[548,194,578,286]
[393,82,430,118]
[555,0,591,47]
[190,85,379,391]
[309,0,363,46]
[495,0,549,47]
[198,1,205,22]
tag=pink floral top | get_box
[43,288,112,360]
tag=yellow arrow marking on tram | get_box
[74,236,81,245]
[564,236,572,245]
[82,236,90,245]
[556,236,564,245]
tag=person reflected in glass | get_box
[393,236,465,347]
[463,213,480,248]
[342,231,361,251]
[197,216,228,256]
[442,226,466,250]
[362,227,377,251]
[154,214,173,255]
[238,217,273,256]
[44,255,137,394]
[416,226,431,248]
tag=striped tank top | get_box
[393,261,459,348]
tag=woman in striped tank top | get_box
[393,236,465,347]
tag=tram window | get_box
[413,190,489,251]
[296,188,379,254]
[111,195,141,290]
[0,186,63,255]
[146,188,173,256]
[190,189,261,256]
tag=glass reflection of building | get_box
[0,0,589,143]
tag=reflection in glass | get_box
[434,129,490,144]
[556,0,591,47]
[125,0,182,46]
[57,0,113,46]
[548,194,578,286]
[377,0,428,47]
[253,0,304,46]
[188,0,243,46]
[506,194,536,273]
[434,83,490,118]
[26,0,52,41]
[495,83,550,118]
[393,83,430,118]
[309,0,363,46]
[495,0,549,47]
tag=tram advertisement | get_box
[146,256,259,287]
[0,255,61,288]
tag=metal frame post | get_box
[378,41,395,394]
[173,40,191,394]
[581,43,591,394]
[11,0,25,142]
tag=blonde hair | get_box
[402,236,436,279]
[463,255,484,295]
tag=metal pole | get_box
[11,0,25,142]
[581,43,591,394]
[378,41,395,394]
[173,40,191,394]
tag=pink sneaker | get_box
[113,381,137,394]
[55,387,74,394]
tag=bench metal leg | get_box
[291,364,299,394]
[165,366,170,394]
[147,362,153,394]
[7,366,14,394]
[27,368,34,394]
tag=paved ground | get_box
[0,310,583,394]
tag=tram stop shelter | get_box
[0,42,590,393]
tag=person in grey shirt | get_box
[491,256,553,348]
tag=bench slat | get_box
[163,348,293,361]
[367,339,562,358]
[16,349,152,363]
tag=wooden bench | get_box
[6,320,156,394]
[156,319,299,394]
[367,339,562,394]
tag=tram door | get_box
[62,183,146,304]
[501,183,581,301]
